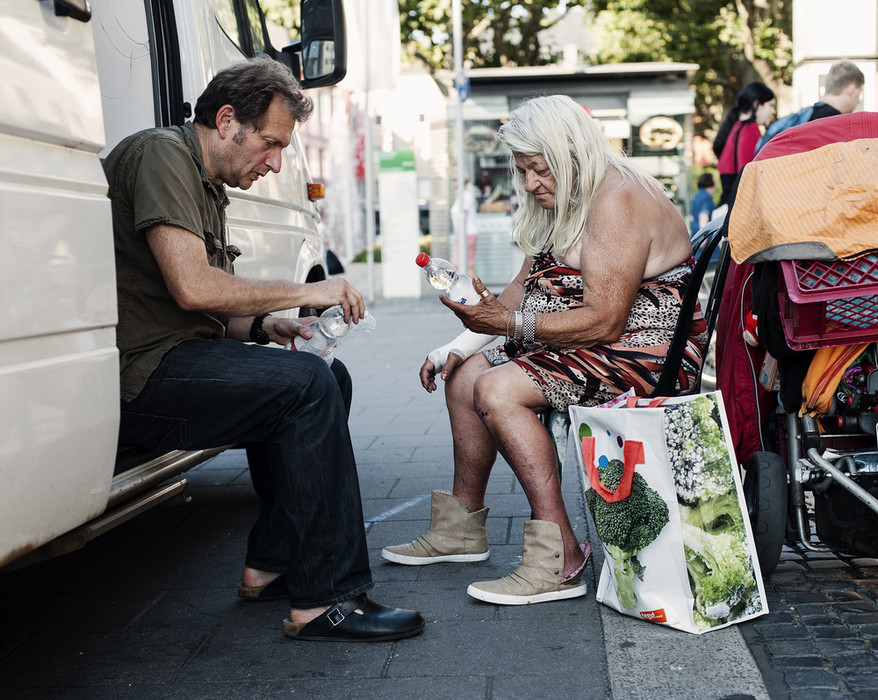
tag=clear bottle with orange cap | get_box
[415,253,479,305]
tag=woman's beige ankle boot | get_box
[381,490,489,565]
[466,520,590,605]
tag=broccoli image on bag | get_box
[584,457,669,610]
[665,394,763,630]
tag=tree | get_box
[588,0,792,136]
[398,0,587,70]
[264,0,792,137]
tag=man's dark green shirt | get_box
[103,123,233,401]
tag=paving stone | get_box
[774,561,809,575]
[770,655,828,669]
[491,673,608,699]
[844,670,878,693]
[828,650,878,671]
[783,668,843,690]
[784,591,834,605]
[851,692,878,700]
[816,639,870,655]
[766,639,821,657]
[810,559,851,570]
[755,623,812,640]
[838,612,878,625]
[789,690,848,700]
[811,624,861,640]
[770,569,810,584]
[796,614,844,627]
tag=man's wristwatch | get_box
[249,313,272,345]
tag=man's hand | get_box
[306,278,365,323]
[266,316,317,346]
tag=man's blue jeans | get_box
[119,338,374,608]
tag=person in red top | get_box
[713,82,776,206]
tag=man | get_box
[756,60,865,152]
[103,57,424,643]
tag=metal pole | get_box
[452,0,466,275]
[364,1,376,302]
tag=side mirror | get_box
[281,0,347,89]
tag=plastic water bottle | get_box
[415,253,479,305]
[290,305,376,364]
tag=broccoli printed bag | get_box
[566,391,768,634]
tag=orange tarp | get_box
[729,139,878,264]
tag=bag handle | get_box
[581,436,645,503]
[626,396,667,408]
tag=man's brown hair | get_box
[194,56,314,131]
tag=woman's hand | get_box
[419,351,467,392]
[419,357,438,392]
[440,276,509,336]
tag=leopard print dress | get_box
[482,251,707,411]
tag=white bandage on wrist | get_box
[427,330,498,372]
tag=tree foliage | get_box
[588,0,792,136]
[398,0,587,70]
[263,0,792,136]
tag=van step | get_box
[2,479,190,570]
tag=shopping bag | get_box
[566,391,768,633]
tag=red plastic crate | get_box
[779,254,878,350]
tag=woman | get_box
[451,178,480,278]
[382,95,706,606]
[713,82,776,206]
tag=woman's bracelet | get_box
[513,311,523,341]
[523,312,536,345]
[505,312,514,340]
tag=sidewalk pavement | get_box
[0,293,855,699]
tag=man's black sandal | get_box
[283,594,425,642]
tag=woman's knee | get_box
[472,371,512,415]
[444,361,481,407]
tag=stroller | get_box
[717,112,878,576]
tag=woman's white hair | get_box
[498,94,664,257]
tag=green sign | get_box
[379,149,415,172]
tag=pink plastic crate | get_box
[779,254,878,350]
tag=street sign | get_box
[455,71,470,102]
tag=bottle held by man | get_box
[292,305,376,363]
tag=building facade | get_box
[437,63,698,285]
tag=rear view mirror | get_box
[281,0,346,89]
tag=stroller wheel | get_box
[743,451,788,575]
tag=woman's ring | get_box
[479,288,491,299]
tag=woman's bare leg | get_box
[471,363,584,575]
[444,354,499,512]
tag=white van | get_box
[0,0,347,569]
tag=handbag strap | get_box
[581,437,645,503]
[733,121,742,172]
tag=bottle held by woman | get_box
[416,253,479,305]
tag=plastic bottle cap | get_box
[415,253,430,268]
